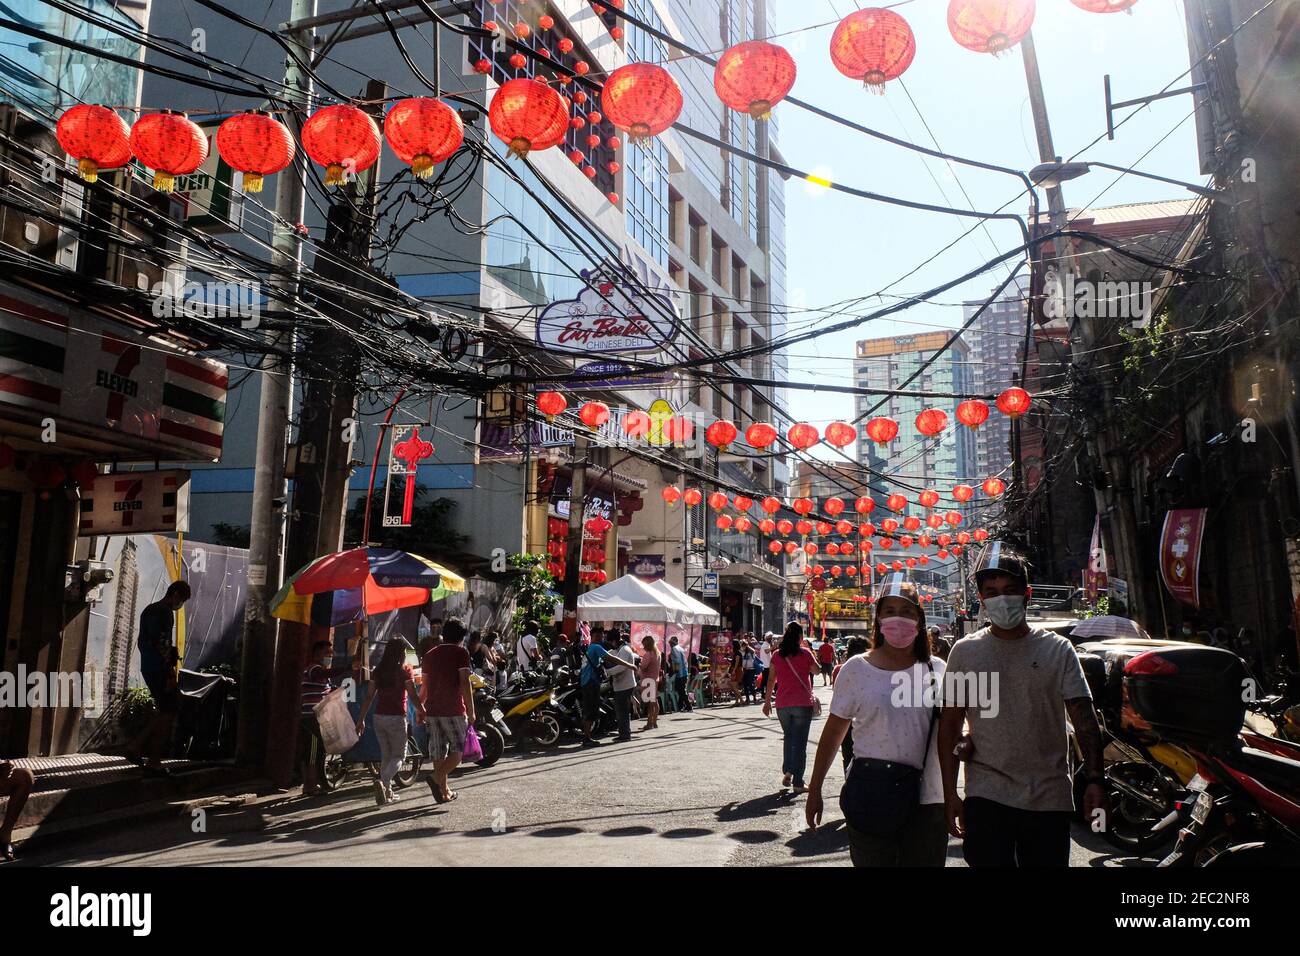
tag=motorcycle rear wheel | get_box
[321,755,348,792]
[477,726,505,767]
[1100,761,1179,853]
[531,712,561,748]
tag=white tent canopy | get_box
[647,579,721,625]
[576,574,686,623]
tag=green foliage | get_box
[210,522,251,549]
[344,485,468,554]
[117,686,157,738]
[507,552,557,650]
[1080,596,1110,619]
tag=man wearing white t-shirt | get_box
[516,619,540,673]
[756,633,773,694]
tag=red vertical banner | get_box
[1084,514,1108,603]
[1159,508,1207,609]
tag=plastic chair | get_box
[689,673,710,708]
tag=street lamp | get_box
[1028,160,1219,199]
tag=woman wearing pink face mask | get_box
[804,575,947,866]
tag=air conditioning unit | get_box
[0,104,81,270]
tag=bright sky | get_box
[773,0,1207,446]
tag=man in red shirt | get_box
[816,638,837,686]
[420,617,475,804]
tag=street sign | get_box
[702,571,719,598]
[78,470,190,536]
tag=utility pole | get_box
[560,433,589,639]
[237,0,315,769]
[264,79,388,787]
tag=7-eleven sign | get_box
[78,469,191,536]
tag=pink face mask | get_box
[879,616,918,649]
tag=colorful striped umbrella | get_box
[270,547,459,627]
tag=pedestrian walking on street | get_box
[938,544,1108,867]
[609,632,640,742]
[806,577,947,866]
[757,632,773,696]
[0,760,35,862]
[741,637,760,704]
[763,621,820,793]
[639,635,662,730]
[420,617,475,804]
[817,635,837,687]
[729,637,746,706]
[126,579,191,775]
[580,627,638,746]
[355,639,423,806]
[668,635,691,711]
[298,638,357,797]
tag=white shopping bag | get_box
[314,686,359,755]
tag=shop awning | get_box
[646,579,721,625]
[578,574,710,624]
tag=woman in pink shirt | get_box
[763,621,820,793]
[638,635,662,731]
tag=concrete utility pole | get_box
[237,0,315,768]
[265,79,388,787]
[560,433,590,638]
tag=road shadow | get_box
[787,818,850,857]
[716,792,788,823]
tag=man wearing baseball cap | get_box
[937,542,1108,866]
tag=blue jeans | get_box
[777,706,814,786]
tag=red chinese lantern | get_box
[951,545,964,556]
[595,569,608,584]
[915,407,949,437]
[768,540,783,554]
[706,419,739,450]
[708,491,729,511]
[1071,0,1137,11]
[558,38,574,53]
[860,540,873,553]
[717,514,734,531]
[956,399,990,429]
[804,542,819,556]
[905,558,917,569]
[489,78,569,158]
[796,520,814,536]
[854,496,875,515]
[787,422,820,450]
[746,422,778,449]
[918,489,940,508]
[216,110,294,193]
[777,519,794,536]
[824,497,846,517]
[957,532,972,545]
[952,484,975,503]
[663,416,694,444]
[982,476,1007,497]
[836,519,853,535]
[927,514,944,530]
[384,98,464,179]
[918,535,932,547]
[816,521,833,536]
[601,62,683,138]
[509,53,528,69]
[474,58,492,74]
[919,555,929,566]
[623,410,651,438]
[662,486,681,506]
[536,390,567,419]
[938,533,953,547]
[997,386,1032,419]
[734,495,754,512]
[514,21,531,38]
[946,511,964,526]
[947,0,1036,55]
[829,8,917,91]
[539,14,555,29]
[973,529,990,542]
[830,566,843,578]
[129,111,209,192]
[824,421,857,448]
[301,104,381,187]
[875,563,888,575]
[827,543,841,556]
[859,523,875,537]
[579,401,610,428]
[683,488,703,507]
[865,417,899,445]
[903,516,921,532]
[846,566,858,578]
[886,493,907,513]
[714,40,797,119]
[937,549,950,560]
[880,517,899,534]
[891,561,904,572]
[792,497,815,516]
[56,104,132,183]
[761,495,782,515]
[759,519,776,534]
[878,537,893,549]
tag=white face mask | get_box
[984,594,1027,630]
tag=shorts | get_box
[426,715,469,761]
[580,680,602,721]
[820,663,834,676]
[141,669,180,714]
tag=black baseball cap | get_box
[972,541,1031,586]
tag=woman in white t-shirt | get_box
[804,575,947,867]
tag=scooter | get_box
[470,673,510,767]
[545,666,614,740]
[494,668,562,747]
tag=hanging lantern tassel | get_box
[411,154,436,178]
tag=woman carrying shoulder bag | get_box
[804,574,947,866]
[762,621,820,793]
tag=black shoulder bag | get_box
[838,660,938,836]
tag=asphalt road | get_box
[17,684,1157,867]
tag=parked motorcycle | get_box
[1116,645,1300,867]
[546,666,614,740]
[470,673,510,767]
[494,668,562,747]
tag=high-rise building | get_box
[853,332,977,487]
[963,280,1028,479]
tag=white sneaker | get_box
[386,787,399,803]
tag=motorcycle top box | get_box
[1122,645,1249,744]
